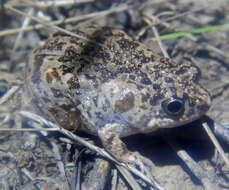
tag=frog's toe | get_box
[124,151,155,180]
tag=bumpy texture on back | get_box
[26,26,211,136]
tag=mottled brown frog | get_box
[26,26,211,175]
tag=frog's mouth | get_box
[138,96,211,134]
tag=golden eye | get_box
[162,97,184,116]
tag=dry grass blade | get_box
[5,5,95,41]
[111,169,118,190]
[19,110,164,190]
[203,122,229,166]
[4,4,132,48]
[50,141,69,186]
[0,128,59,131]
[1,3,129,37]
[13,8,34,51]
[0,85,20,105]
[11,0,94,8]
[163,135,219,190]
[116,165,143,190]
[143,16,169,58]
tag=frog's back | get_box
[26,26,210,136]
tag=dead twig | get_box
[19,110,164,190]
[142,16,169,58]
[163,133,219,190]
[1,3,129,37]
[203,122,229,167]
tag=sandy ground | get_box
[0,0,229,190]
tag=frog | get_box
[25,25,211,176]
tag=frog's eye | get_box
[162,97,184,116]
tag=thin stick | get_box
[0,128,59,131]
[142,17,169,58]
[13,0,94,8]
[1,4,129,37]
[19,110,164,190]
[0,86,20,105]
[13,8,34,51]
[5,5,93,41]
[163,134,219,190]
[116,164,143,190]
[202,122,229,166]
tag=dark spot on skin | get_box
[117,31,125,37]
[141,93,150,102]
[141,77,152,85]
[46,73,53,83]
[77,63,86,73]
[165,77,174,83]
[69,36,84,45]
[187,66,200,82]
[52,31,71,37]
[150,54,155,61]
[58,46,81,62]
[136,84,144,91]
[154,72,161,80]
[48,105,80,131]
[95,112,103,119]
[174,65,192,76]
[67,76,80,89]
[106,134,115,146]
[149,97,156,106]
[183,93,189,101]
[87,110,92,118]
[99,49,111,62]
[117,67,134,74]
[140,104,148,109]
[85,74,96,80]
[50,88,62,98]
[142,56,151,63]
[34,54,45,68]
[115,91,135,113]
[102,104,108,112]
[104,97,111,111]
[186,106,195,117]
[169,87,178,94]
[46,68,60,83]
[129,75,136,80]
[42,97,51,103]
[149,93,164,106]
[93,96,98,107]
[83,44,96,53]
[197,103,210,113]
[55,42,66,50]
[48,57,54,61]
[59,65,74,75]
[153,83,161,90]
[154,57,174,69]
[117,39,138,50]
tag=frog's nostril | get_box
[197,103,210,114]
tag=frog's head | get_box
[101,56,211,135]
[138,58,211,133]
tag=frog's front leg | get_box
[98,123,155,178]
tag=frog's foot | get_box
[121,150,155,179]
[98,123,154,179]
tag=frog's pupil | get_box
[162,97,184,116]
[167,100,182,113]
